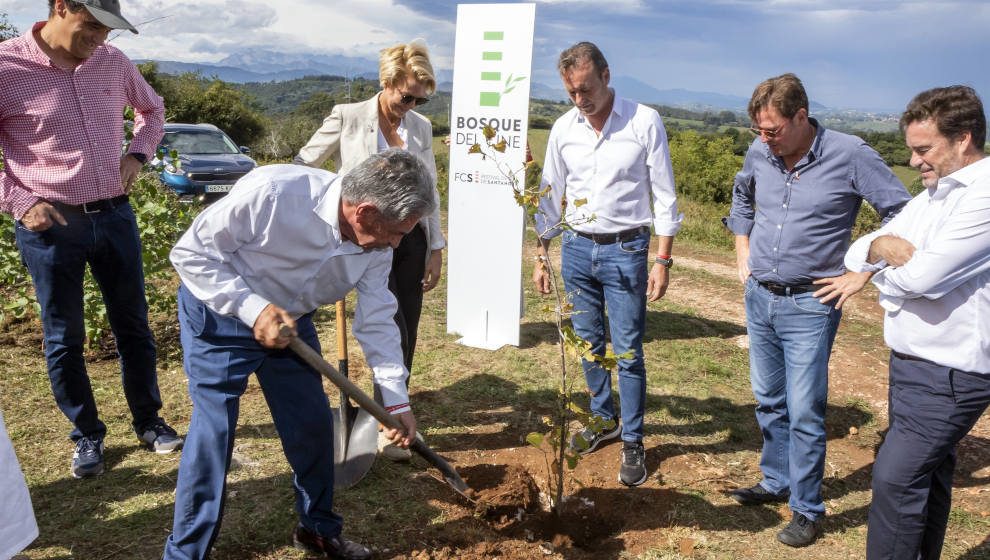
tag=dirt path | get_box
[673,250,990,441]
[671,248,990,521]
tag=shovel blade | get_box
[332,404,379,488]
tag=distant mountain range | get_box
[140,48,834,113]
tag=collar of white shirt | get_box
[313,175,366,254]
[574,88,624,131]
[939,155,990,192]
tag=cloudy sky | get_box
[5,0,989,111]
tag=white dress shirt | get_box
[170,164,411,409]
[536,91,682,237]
[845,156,990,374]
[377,122,408,153]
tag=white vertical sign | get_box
[446,3,535,350]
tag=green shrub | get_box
[669,130,743,205]
[0,171,199,345]
[675,197,734,250]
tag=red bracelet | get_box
[657,254,671,259]
[385,403,408,413]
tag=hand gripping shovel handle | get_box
[279,325,469,494]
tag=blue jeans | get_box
[164,285,340,560]
[744,276,841,522]
[560,229,649,443]
[867,353,990,560]
[15,202,161,441]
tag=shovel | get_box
[331,300,379,489]
[280,324,470,497]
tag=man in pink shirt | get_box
[0,0,182,479]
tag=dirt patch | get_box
[464,463,541,526]
[458,461,624,554]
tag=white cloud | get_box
[5,0,453,64]
[535,0,646,11]
[3,0,989,110]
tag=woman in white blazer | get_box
[294,42,444,443]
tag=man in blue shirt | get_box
[724,73,911,547]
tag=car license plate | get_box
[205,184,233,193]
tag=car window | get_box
[160,130,240,155]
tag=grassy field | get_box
[2,144,980,559]
[890,164,920,191]
[2,223,988,558]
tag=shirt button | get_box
[772,268,777,273]
[773,247,778,252]
[782,204,787,208]
[786,182,791,187]
[777,224,782,229]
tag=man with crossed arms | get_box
[846,85,990,560]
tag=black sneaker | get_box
[618,442,647,486]
[730,483,789,505]
[292,522,371,560]
[136,419,184,454]
[71,435,104,478]
[568,421,621,455]
[777,512,819,547]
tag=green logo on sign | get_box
[480,31,526,107]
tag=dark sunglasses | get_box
[400,93,430,106]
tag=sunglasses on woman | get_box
[400,93,430,106]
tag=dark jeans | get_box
[164,285,340,559]
[867,352,990,559]
[388,223,427,374]
[15,201,161,441]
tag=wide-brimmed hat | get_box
[77,0,138,34]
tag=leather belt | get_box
[891,350,935,365]
[758,280,817,296]
[52,195,129,215]
[574,225,649,245]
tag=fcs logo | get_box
[454,171,479,183]
[479,31,527,107]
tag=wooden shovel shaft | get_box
[335,300,347,361]
[278,324,469,493]
[281,324,403,433]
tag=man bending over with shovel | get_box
[164,148,435,560]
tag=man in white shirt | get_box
[163,149,435,560]
[534,42,681,487]
[844,85,990,560]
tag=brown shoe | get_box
[292,523,371,560]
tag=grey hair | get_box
[340,148,435,223]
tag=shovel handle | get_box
[282,325,402,432]
[335,300,347,359]
[279,324,469,493]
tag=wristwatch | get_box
[654,255,673,268]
